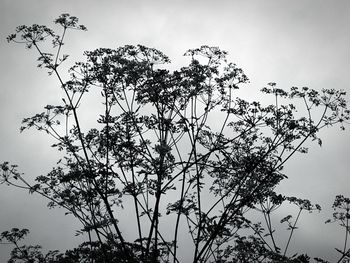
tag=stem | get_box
[127,128,144,257]
[283,208,302,257]
[344,208,349,254]
[261,202,278,253]
[172,132,187,263]
[192,111,203,261]
[54,27,67,66]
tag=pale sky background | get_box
[0,0,350,262]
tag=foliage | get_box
[1,14,350,262]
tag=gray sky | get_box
[1,0,350,261]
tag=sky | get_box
[0,0,350,261]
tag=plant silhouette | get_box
[1,14,349,262]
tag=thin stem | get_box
[344,208,349,254]
[283,208,302,257]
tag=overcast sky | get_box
[1,0,350,261]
